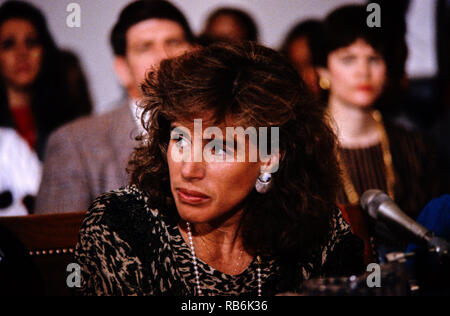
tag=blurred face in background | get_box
[0,18,43,90]
[288,36,319,95]
[207,14,246,41]
[319,39,386,109]
[115,18,192,99]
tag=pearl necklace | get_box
[186,222,262,296]
[199,235,244,275]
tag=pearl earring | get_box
[255,172,272,194]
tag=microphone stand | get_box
[361,189,450,295]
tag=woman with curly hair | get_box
[74,41,364,296]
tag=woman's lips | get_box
[176,188,210,204]
[356,85,373,91]
[16,63,32,72]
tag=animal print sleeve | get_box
[73,193,144,296]
[319,207,366,277]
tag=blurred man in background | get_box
[35,0,194,213]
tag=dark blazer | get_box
[35,101,139,213]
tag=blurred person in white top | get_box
[0,127,41,216]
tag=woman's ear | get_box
[113,56,132,89]
[260,152,281,174]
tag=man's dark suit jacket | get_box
[35,101,139,213]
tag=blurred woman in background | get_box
[0,1,92,214]
[198,7,258,45]
[314,5,446,259]
[280,19,322,96]
[0,1,92,160]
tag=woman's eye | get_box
[368,56,382,64]
[25,37,41,49]
[0,38,15,50]
[171,135,190,150]
[341,56,355,64]
[176,137,190,149]
[213,142,234,157]
[170,129,189,148]
[172,134,191,150]
[167,39,182,46]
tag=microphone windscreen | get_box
[360,189,390,219]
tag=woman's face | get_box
[0,19,43,90]
[167,119,262,225]
[288,36,319,95]
[321,39,386,108]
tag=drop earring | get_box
[255,172,272,194]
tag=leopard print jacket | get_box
[74,185,364,296]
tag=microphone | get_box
[360,189,449,256]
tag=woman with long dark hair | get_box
[0,1,91,159]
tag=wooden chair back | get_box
[0,212,85,296]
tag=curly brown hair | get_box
[129,41,342,262]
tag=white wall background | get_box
[0,0,438,113]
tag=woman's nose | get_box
[15,42,30,58]
[181,160,206,181]
[356,60,371,79]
